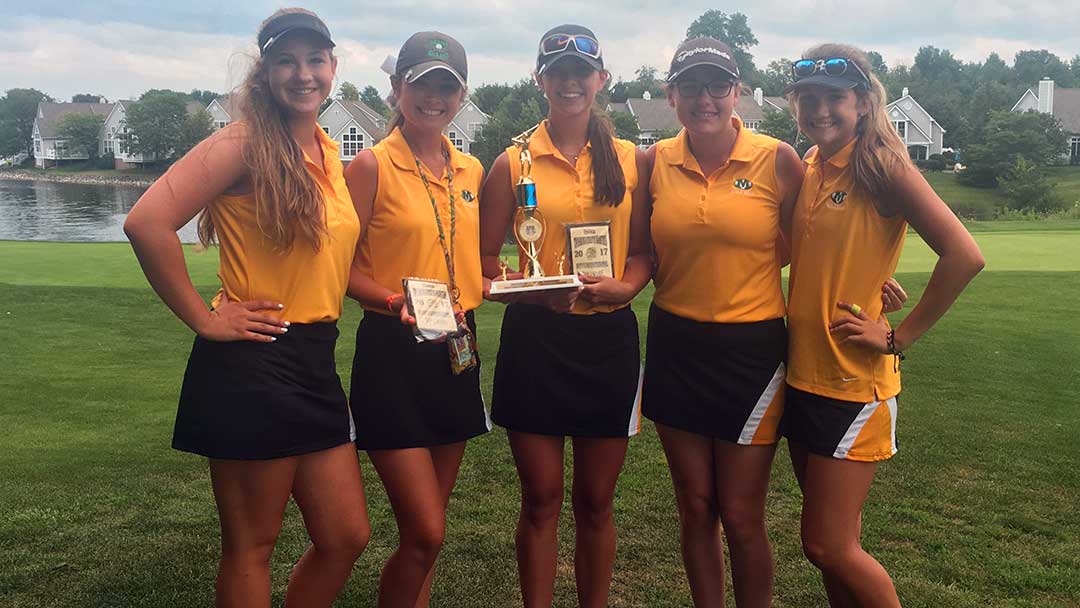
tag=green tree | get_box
[188,89,221,106]
[1013,50,1074,87]
[758,107,810,156]
[998,155,1062,212]
[609,65,666,102]
[55,113,105,161]
[685,11,759,84]
[608,110,640,142]
[120,90,192,164]
[470,79,548,170]
[360,85,390,118]
[960,110,1067,187]
[71,94,105,103]
[866,51,888,74]
[337,81,360,101]
[0,88,52,157]
[758,58,793,96]
[177,108,214,157]
[471,83,514,115]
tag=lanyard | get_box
[414,151,460,305]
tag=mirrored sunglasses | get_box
[540,34,601,59]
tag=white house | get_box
[318,99,386,162]
[32,101,114,168]
[1012,78,1080,165]
[886,87,946,160]
[207,95,241,131]
[607,88,787,149]
[99,99,204,169]
[444,100,489,155]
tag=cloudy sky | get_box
[1,1,1077,102]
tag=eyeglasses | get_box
[791,58,870,88]
[675,79,735,99]
[540,34,601,59]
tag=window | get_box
[744,120,760,131]
[341,127,363,157]
[322,126,330,134]
[892,121,906,140]
[448,131,464,151]
[215,121,228,130]
[103,138,114,155]
[639,134,658,147]
[1070,136,1080,164]
[55,140,68,158]
[34,139,41,154]
[469,122,484,136]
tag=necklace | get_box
[414,149,460,305]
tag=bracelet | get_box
[887,329,906,372]
[385,294,401,313]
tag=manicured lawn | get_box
[1,231,1078,607]
[925,166,1080,220]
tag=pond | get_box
[0,179,198,243]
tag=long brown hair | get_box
[788,43,912,198]
[586,106,626,205]
[198,7,331,252]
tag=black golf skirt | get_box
[173,322,354,460]
[350,310,490,450]
[491,303,642,438]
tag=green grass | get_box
[2,233,1079,607]
[925,166,1080,220]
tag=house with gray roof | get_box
[886,87,946,160]
[444,100,489,155]
[1012,78,1080,165]
[318,99,387,162]
[607,88,790,148]
[32,102,114,168]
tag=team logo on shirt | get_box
[830,191,848,206]
[461,189,477,207]
[733,178,753,191]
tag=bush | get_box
[998,156,1064,213]
[916,158,946,171]
[94,155,115,169]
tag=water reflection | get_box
[0,179,198,243]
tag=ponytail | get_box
[587,107,626,206]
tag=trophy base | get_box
[489,274,582,295]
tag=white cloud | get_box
[2,2,1078,103]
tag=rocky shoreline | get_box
[0,169,158,188]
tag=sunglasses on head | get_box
[791,58,870,88]
[675,79,735,99]
[540,34,601,59]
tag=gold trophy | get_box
[489,125,582,295]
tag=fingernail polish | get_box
[281,327,288,333]
[283,321,291,327]
[270,337,277,342]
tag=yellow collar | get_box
[664,117,753,174]
[383,126,470,176]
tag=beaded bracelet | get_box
[887,329,906,372]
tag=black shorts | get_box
[350,310,490,450]
[782,385,899,462]
[173,322,354,460]
[642,304,787,444]
[491,303,642,438]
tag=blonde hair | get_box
[198,7,331,252]
[787,43,912,197]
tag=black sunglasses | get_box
[791,58,870,88]
[675,79,735,99]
